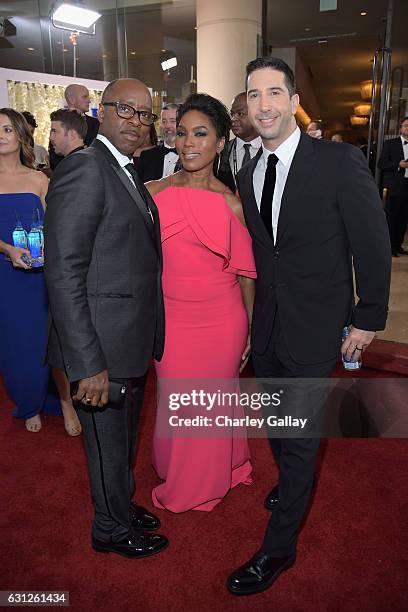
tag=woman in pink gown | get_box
[146,94,256,512]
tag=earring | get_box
[216,152,221,175]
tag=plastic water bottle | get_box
[28,218,43,267]
[341,326,362,370]
[12,221,28,249]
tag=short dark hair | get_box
[177,93,231,143]
[162,103,180,112]
[401,116,408,126]
[50,108,87,140]
[21,111,37,129]
[246,56,296,97]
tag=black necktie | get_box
[404,141,408,146]
[260,154,279,239]
[124,163,153,219]
[242,143,251,168]
[164,147,177,155]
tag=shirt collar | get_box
[96,134,132,168]
[236,135,263,150]
[401,136,408,146]
[261,126,301,166]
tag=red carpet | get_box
[1,365,407,611]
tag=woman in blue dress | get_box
[0,108,81,434]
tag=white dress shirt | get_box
[96,134,136,186]
[96,134,153,220]
[230,135,262,174]
[401,136,408,178]
[162,142,179,178]
[253,126,301,242]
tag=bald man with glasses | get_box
[44,78,168,559]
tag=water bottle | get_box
[341,326,362,370]
[28,216,43,267]
[12,221,28,249]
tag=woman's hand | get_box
[240,334,251,373]
[7,245,32,269]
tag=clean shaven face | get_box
[246,68,299,151]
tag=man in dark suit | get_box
[217,91,262,192]
[138,103,180,181]
[44,78,168,559]
[227,57,391,596]
[378,116,408,256]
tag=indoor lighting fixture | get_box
[52,2,101,29]
[360,11,367,16]
[161,57,177,71]
[350,115,368,126]
[354,103,371,117]
[360,80,373,101]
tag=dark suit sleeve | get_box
[44,152,107,381]
[337,145,391,330]
[378,140,402,173]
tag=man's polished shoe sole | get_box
[92,535,169,559]
[227,556,295,596]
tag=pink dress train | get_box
[152,185,257,512]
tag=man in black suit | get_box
[227,57,391,596]
[49,108,86,158]
[217,91,262,191]
[44,78,168,559]
[138,103,180,181]
[378,116,408,256]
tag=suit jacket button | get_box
[274,250,279,258]
[66,364,71,369]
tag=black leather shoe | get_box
[130,503,161,531]
[265,478,317,511]
[227,552,295,596]
[92,530,168,558]
[264,485,279,511]
[398,247,408,255]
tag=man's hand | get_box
[399,159,408,169]
[73,369,109,407]
[341,326,376,362]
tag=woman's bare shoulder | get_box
[145,176,172,196]
[222,190,246,227]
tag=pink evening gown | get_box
[152,182,257,512]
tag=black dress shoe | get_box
[92,530,168,558]
[264,485,279,511]
[130,503,161,531]
[227,552,295,596]
[397,247,408,255]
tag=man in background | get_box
[217,91,262,191]
[49,109,86,158]
[137,103,179,181]
[378,116,408,256]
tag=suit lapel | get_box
[238,148,275,247]
[91,139,156,243]
[275,133,315,246]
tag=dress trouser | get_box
[252,314,338,557]
[387,185,408,251]
[75,376,146,542]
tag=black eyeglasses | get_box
[102,102,157,125]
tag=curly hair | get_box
[177,93,231,145]
[0,108,35,169]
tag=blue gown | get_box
[0,192,61,419]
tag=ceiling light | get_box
[305,27,311,32]
[52,3,101,29]
[130,51,136,55]
[318,39,328,44]
[360,11,367,16]
[161,56,177,71]
[27,47,35,51]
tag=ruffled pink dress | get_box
[152,185,257,512]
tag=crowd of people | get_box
[0,55,398,595]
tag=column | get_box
[196,0,262,107]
